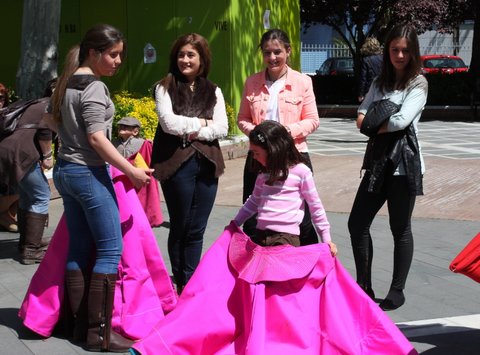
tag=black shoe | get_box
[379,288,405,311]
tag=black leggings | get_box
[348,172,416,291]
[242,151,319,245]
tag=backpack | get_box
[0,98,40,139]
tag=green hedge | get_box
[310,72,474,106]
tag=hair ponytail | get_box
[51,45,80,123]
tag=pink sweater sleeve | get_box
[233,174,264,226]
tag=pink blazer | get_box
[237,67,320,152]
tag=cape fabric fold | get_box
[127,140,164,227]
[18,166,176,339]
[133,222,417,355]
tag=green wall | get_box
[1,0,300,112]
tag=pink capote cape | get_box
[133,223,417,355]
[18,166,177,339]
[127,140,163,227]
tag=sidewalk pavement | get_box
[1,142,480,354]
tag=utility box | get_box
[1,0,300,111]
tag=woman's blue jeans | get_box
[53,159,122,274]
[161,153,218,287]
[17,163,50,214]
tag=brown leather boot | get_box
[20,212,49,265]
[86,273,133,352]
[18,210,50,252]
[65,269,89,341]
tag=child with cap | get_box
[114,116,163,227]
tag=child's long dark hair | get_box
[249,121,307,185]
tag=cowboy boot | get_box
[65,269,89,341]
[20,212,49,265]
[17,210,50,252]
[86,273,133,352]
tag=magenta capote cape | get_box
[127,140,163,227]
[18,166,177,339]
[133,223,417,355]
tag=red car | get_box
[420,55,469,74]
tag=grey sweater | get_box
[58,75,114,166]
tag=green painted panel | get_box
[125,1,175,94]
[1,0,300,114]
[57,0,128,90]
[0,1,23,90]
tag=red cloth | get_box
[133,222,417,355]
[450,232,480,283]
[127,140,163,227]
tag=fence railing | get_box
[301,43,352,74]
[301,43,472,75]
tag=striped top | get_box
[234,163,331,242]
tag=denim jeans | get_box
[161,153,218,287]
[53,159,122,274]
[348,172,416,291]
[17,163,50,214]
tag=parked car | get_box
[420,55,468,74]
[316,57,354,76]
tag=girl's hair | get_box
[51,24,125,122]
[258,29,292,65]
[249,120,307,185]
[377,25,421,92]
[0,83,9,107]
[259,29,291,51]
[167,33,211,82]
[157,33,211,98]
[360,37,382,56]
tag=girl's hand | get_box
[128,167,154,189]
[327,241,338,257]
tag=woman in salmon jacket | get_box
[237,28,320,246]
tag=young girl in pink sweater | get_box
[234,120,337,255]
[131,120,418,355]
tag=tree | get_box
[15,0,61,100]
[300,0,473,76]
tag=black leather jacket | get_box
[361,124,423,195]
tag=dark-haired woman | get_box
[348,25,427,311]
[49,24,152,352]
[150,33,228,294]
[237,29,320,246]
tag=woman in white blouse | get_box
[150,33,228,294]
